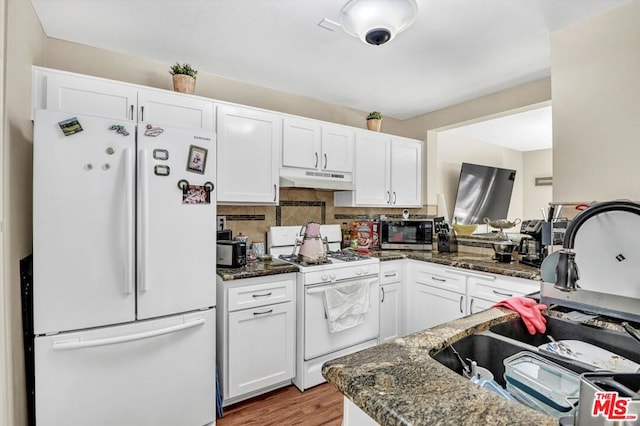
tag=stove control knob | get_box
[362,266,369,275]
[330,272,337,281]
[321,273,329,281]
[355,267,362,276]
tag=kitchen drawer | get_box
[467,273,539,303]
[380,261,403,285]
[228,278,294,311]
[413,265,466,295]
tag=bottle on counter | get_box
[341,222,350,248]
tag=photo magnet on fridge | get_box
[182,184,210,204]
[58,117,83,136]
[186,145,207,174]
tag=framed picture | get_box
[186,145,207,174]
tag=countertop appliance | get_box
[217,240,247,268]
[32,110,216,426]
[380,218,433,250]
[267,225,380,391]
[217,229,233,241]
[518,219,548,267]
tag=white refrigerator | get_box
[32,109,217,426]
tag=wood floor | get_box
[217,383,343,426]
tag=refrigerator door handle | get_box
[124,148,134,294]
[52,317,206,350]
[138,149,149,292]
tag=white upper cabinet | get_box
[282,117,322,170]
[32,66,214,131]
[281,117,354,173]
[216,103,281,204]
[390,136,423,207]
[334,131,422,207]
[137,88,213,131]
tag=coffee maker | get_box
[518,219,547,267]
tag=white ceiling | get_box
[31,0,630,121]
[441,105,553,152]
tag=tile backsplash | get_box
[217,188,435,247]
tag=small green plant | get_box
[367,111,382,120]
[169,63,198,79]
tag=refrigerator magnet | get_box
[182,184,210,205]
[186,145,207,174]
[58,117,83,136]
[145,124,164,137]
[108,124,129,136]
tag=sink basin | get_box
[430,333,589,388]
[490,315,640,367]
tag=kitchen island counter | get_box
[322,307,556,425]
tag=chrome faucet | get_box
[554,201,640,291]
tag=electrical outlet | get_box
[216,216,227,231]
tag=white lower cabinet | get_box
[406,260,541,333]
[411,282,466,333]
[407,262,466,334]
[379,261,404,344]
[217,274,296,406]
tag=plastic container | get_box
[503,351,580,417]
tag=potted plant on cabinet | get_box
[366,111,382,131]
[169,63,198,94]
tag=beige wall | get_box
[523,149,553,219]
[2,0,47,425]
[551,0,640,203]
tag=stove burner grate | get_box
[278,254,332,267]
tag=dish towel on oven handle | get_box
[323,280,371,333]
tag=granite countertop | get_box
[371,250,543,281]
[216,250,543,282]
[321,308,556,426]
[216,259,298,281]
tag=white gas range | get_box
[267,225,380,391]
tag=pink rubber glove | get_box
[493,297,547,335]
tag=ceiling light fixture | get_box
[339,0,419,45]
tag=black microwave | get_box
[380,219,433,250]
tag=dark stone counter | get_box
[216,259,298,281]
[322,308,556,426]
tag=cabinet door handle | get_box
[492,290,513,298]
[386,191,391,204]
[253,309,273,316]
[130,105,134,120]
[273,184,277,202]
[470,298,475,314]
[431,276,446,282]
[393,191,397,205]
[252,292,272,298]
[140,106,144,122]
[323,153,327,169]
[459,296,464,314]
[314,152,318,168]
[381,287,385,303]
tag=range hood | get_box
[279,169,355,191]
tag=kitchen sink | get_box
[430,332,589,388]
[490,315,640,367]
[431,315,640,387]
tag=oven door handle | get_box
[306,277,377,294]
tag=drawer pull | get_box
[492,290,513,298]
[253,309,273,316]
[384,272,397,278]
[431,276,446,282]
[252,292,272,298]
